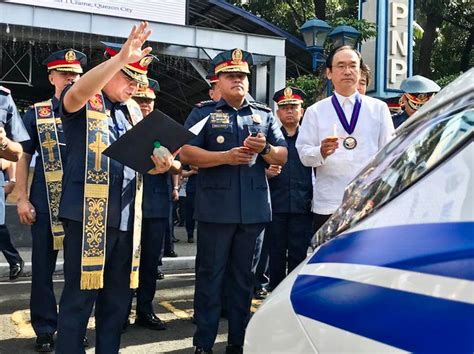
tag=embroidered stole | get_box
[35,100,65,250]
[125,99,144,289]
[80,94,144,290]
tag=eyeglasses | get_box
[333,63,359,72]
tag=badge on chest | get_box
[210,111,231,128]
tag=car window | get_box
[313,102,474,247]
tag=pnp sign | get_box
[359,0,412,97]
[388,0,409,88]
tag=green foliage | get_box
[286,74,323,107]
[413,0,473,79]
[436,72,464,88]
[230,0,376,45]
[328,18,376,42]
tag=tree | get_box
[414,0,473,79]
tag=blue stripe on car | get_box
[291,275,474,353]
[309,222,474,281]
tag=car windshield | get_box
[312,98,474,248]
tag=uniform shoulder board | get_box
[0,86,11,95]
[250,101,272,112]
[195,99,215,108]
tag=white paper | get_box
[188,115,210,135]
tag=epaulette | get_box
[249,101,272,112]
[0,86,11,95]
[195,100,216,108]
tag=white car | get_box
[245,69,474,353]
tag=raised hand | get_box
[118,21,152,64]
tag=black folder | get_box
[103,109,195,174]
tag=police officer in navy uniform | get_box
[266,87,313,290]
[16,49,86,352]
[129,78,176,330]
[55,23,174,354]
[392,75,441,128]
[0,85,29,280]
[180,48,288,354]
[182,69,221,244]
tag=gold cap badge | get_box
[284,87,293,99]
[232,49,243,64]
[65,50,76,63]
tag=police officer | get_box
[0,85,29,279]
[55,22,173,354]
[180,48,288,354]
[16,49,86,352]
[266,87,313,290]
[181,68,222,244]
[392,75,441,128]
[129,78,174,330]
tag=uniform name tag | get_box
[210,112,230,125]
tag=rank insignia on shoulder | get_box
[195,100,216,108]
[250,101,272,112]
[0,86,11,95]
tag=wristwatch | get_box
[260,142,271,155]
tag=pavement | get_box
[0,210,197,277]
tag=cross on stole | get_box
[41,132,57,161]
[88,132,107,171]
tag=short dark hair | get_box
[325,45,362,69]
[360,62,371,86]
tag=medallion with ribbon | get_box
[331,94,362,150]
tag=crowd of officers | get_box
[0,21,442,354]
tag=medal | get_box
[331,94,362,149]
[216,135,225,144]
[343,136,357,150]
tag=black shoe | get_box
[135,313,167,330]
[195,347,213,354]
[83,336,89,347]
[35,334,54,352]
[225,345,243,354]
[188,237,194,243]
[254,288,268,300]
[172,237,180,243]
[164,250,178,258]
[9,258,24,280]
[157,271,165,280]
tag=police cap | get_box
[102,41,156,86]
[212,48,253,75]
[42,49,87,74]
[133,78,160,100]
[273,87,305,106]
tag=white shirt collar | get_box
[334,90,359,106]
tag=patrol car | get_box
[245,69,474,353]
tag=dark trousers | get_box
[56,220,132,354]
[0,224,21,266]
[178,196,186,225]
[163,200,175,253]
[313,213,332,234]
[193,222,265,350]
[268,213,313,290]
[136,217,167,315]
[253,228,268,291]
[185,191,196,239]
[30,213,59,336]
